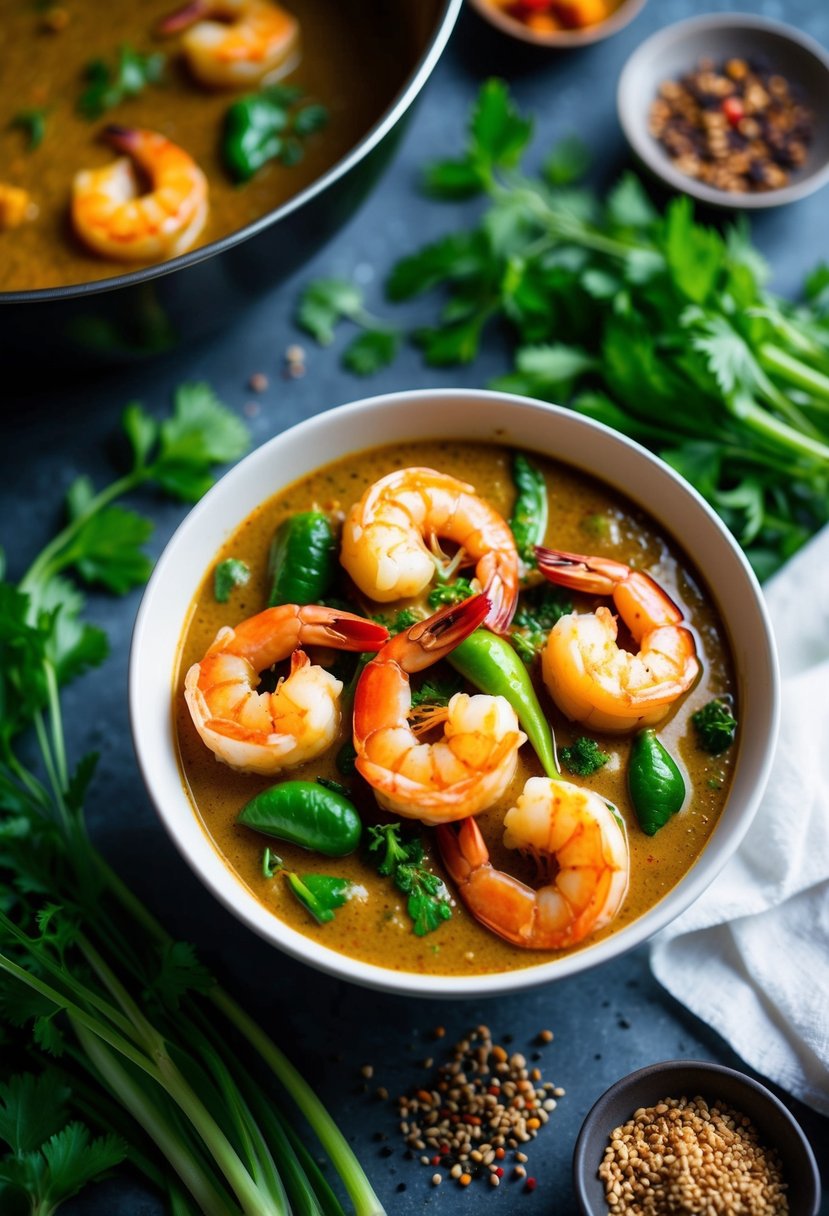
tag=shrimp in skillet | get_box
[437,776,629,949]
[353,596,526,823]
[159,0,300,88]
[341,468,519,634]
[72,127,207,263]
[535,547,699,733]
[185,604,387,775]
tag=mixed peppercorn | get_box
[649,57,814,193]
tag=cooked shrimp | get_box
[353,595,526,823]
[341,468,519,633]
[159,0,300,88]
[536,547,700,732]
[184,604,387,775]
[71,127,208,263]
[437,776,629,949]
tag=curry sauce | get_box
[174,441,737,976]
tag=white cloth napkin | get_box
[650,526,829,1115]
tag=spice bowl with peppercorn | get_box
[573,1059,821,1215]
[617,14,829,208]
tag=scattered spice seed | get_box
[433,1025,446,1039]
[361,1064,374,1079]
[598,1095,789,1214]
[537,1029,554,1044]
[431,1173,442,1186]
[284,343,306,378]
[376,1086,389,1101]
[397,1025,562,1188]
[649,57,814,194]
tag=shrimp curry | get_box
[174,440,738,978]
[0,0,433,291]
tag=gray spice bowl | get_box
[617,13,829,209]
[573,1059,822,1215]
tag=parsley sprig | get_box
[368,824,452,937]
[0,388,386,1216]
[299,79,829,578]
[296,279,400,375]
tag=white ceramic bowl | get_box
[130,389,779,998]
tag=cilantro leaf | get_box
[151,382,249,501]
[78,46,165,119]
[543,135,590,187]
[296,279,364,344]
[342,329,399,375]
[471,78,533,174]
[394,866,452,937]
[422,158,486,199]
[0,1073,70,1154]
[427,578,474,609]
[662,195,725,305]
[11,108,48,150]
[142,941,213,1010]
[367,823,411,877]
[122,403,158,469]
[387,231,491,302]
[214,559,251,603]
[66,506,154,594]
[36,577,109,684]
[606,173,657,230]
[410,672,463,709]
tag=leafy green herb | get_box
[77,46,165,119]
[10,108,48,150]
[560,736,611,777]
[296,278,400,370]
[510,584,573,661]
[543,134,591,187]
[410,672,464,710]
[367,824,451,936]
[222,86,328,181]
[371,607,421,635]
[692,697,738,754]
[0,389,386,1216]
[427,577,474,609]
[213,558,250,603]
[299,80,829,576]
[284,873,353,925]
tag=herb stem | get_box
[759,342,829,406]
[71,1019,243,1216]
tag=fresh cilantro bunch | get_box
[0,388,386,1216]
[367,824,452,937]
[298,79,829,578]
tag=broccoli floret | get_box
[559,736,610,777]
[692,698,737,754]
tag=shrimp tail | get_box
[395,594,491,674]
[436,816,488,885]
[535,546,627,595]
[158,0,210,33]
[326,616,389,652]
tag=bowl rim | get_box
[572,1058,822,1213]
[129,387,780,999]
[617,11,829,210]
[467,0,647,48]
[0,0,462,305]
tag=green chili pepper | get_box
[510,453,548,565]
[237,781,362,856]
[447,629,558,778]
[628,730,686,836]
[268,511,337,607]
[284,872,352,924]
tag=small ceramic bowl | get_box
[617,13,829,209]
[468,0,646,49]
[130,389,779,998]
[573,1060,822,1215]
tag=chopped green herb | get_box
[410,672,464,709]
[284,872,352,925]
[371,607,421,635]
[427,577,474,608]
[510,584,573,660]
[11,107,48,150]
[560,736,611,777]
[367,824,452,936]
[222,86,328,182]
[296,278,401,368]
[692,698,738,754]
[77,45,166,119]
[316,776,350,798]
[213,558,250,603]
[342,329,399,376]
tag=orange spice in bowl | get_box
[468,0,646,46]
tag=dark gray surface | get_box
[5,0,829,1210]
